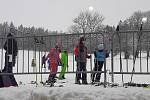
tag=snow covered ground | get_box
[1,85,150,100]
[1,50,150,100]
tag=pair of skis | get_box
[116,25,143,84]
[29,80,64,87]
[130,26,143,83]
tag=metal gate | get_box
[0,30,150,87]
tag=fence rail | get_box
[0,30,150,87]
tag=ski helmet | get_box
[97,43,104,50]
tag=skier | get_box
[41,55,45,68]
[74,36,91,84]
[91,43,109,84]
[58,49,68,80]
[2,31,18,87]
[45,45,61,86]
[3,32,18,73]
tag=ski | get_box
[130,25,143,83]
[124,82,150,88]
[91,82,119,87]
[41,81,63,87]
[43,84,64,87]
[30,81,37,84]
[39,79,64,87]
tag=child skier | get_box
[58,49,68,80]
[45,45,61,86]
[91,43,109,84]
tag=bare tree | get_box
[119,11,145,59]
[69,11,104,33]
[128,11,143,30]
[68,25,82,33]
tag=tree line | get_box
[0,10,150,58]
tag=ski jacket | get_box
[3,33,18,57]
[94,50,109,62]
[46,48,61,65]
[61,51,68,66]
[74,46,79,57]
[74,43,90,63]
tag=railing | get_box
[0,30,150,87]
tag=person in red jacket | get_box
[45,45,61,85]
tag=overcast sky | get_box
[0,0,149,32]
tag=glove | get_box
[87,55,91,59]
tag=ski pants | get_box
[76,62,87,81]
[59,64,67,78]
[92,61,104,82]
[2,53,18,86]
[49,63,57,79]
[3,53,16,73]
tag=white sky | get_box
[0,0,149,32]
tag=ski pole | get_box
[116,25,124,86]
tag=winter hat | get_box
[7,33,12,37]
[97,43,104,50]
[55,45,59,49]
[10,27,15,34]
[79,36,86,42]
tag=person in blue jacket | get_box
[91,43,109,83]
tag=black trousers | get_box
[2,53,18,86]
[92,61,104,82]
[76,62,87,81]
[3,53,16,73]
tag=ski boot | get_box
[46,77,56,87]
[62,75,66,79]
[75,79,81,85]
[82,80,88,85]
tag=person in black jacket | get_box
[3,33,18,73]
[2,32,18,87]
[74,36,91,84]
